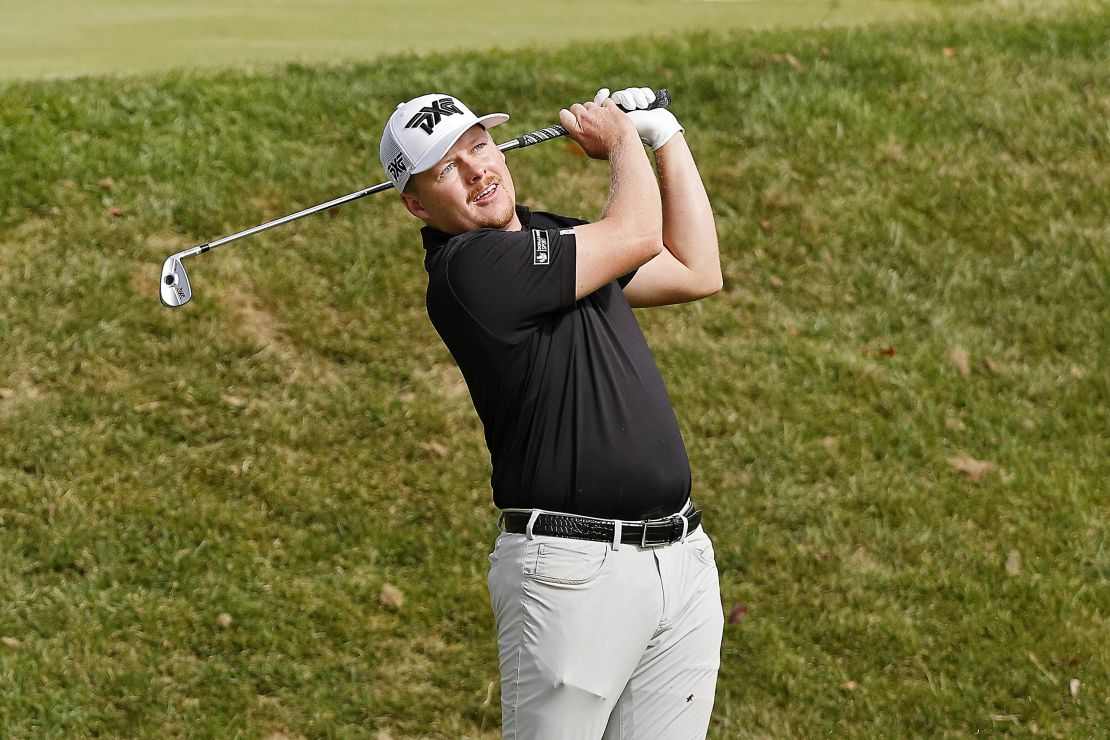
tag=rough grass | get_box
[1,0,1107,737]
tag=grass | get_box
[1,0,1107,736]
[1,0,947,80]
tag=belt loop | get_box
[525,510,541,540]
[678,513,689,543]
[497,511,506,533]
[611,519,622,551]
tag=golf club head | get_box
[159,254,192,307]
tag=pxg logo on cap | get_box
[405,97,464,135]
[380,93,509,192]
[385,152,408,181]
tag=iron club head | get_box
[159,254,193,307]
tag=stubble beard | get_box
[470,176,516,230]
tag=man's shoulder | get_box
[432,229,520,275]
[425,228,518,300]
[424,207,589,282]
[425,227,505,270]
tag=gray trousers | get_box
[487,519,723,738]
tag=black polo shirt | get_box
[421,205,691,520]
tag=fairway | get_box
[0,0,938,80]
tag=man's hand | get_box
[594,87,684,151]
[558,99,642,160]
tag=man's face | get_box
[400,125,519,235]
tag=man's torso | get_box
[422,206,690,520]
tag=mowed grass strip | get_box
[1,1,1107,737]
[0,0,945,81]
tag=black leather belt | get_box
[500,508,702,548]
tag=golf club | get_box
[159,88,672,308]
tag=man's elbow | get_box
[708,263,724,293]
[698,271,723,299]
[689,259,723,299]
[673,270,723,304]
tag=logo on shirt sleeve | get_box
[532,229,550,265]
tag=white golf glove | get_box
[594,86,684,151]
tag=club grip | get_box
[648,88,672,111]
[514,125,568,147]
[500,88,673,153]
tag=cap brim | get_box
[410,112,510,177]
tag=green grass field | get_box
[1,0,1107,737]
[1,0,949,80]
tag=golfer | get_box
[380,87,723,738]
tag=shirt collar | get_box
[420,205,532,251]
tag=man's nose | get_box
[460,155,485,181]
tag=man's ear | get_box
[399,191,430,221]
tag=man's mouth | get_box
[470,181,499,204]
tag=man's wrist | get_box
[652,130,685,154]
[609,131,649,159]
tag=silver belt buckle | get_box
[640,516,678,548]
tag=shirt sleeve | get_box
[445,227,577,344]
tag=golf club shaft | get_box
[182,89,671,259]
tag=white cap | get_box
[380,94,509,192]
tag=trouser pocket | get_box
[525,538,609,585]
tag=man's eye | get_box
[440,162,455,177]
[474,142,486,152]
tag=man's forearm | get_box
[604,139,663,246]
[560,99,664,299]
[655,136,721,288]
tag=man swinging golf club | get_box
[381,86,723,738]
